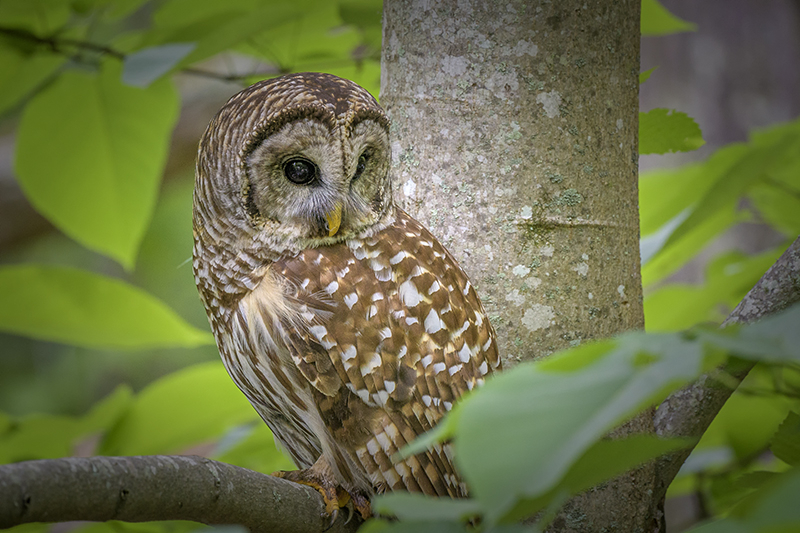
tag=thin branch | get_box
[0,27,124,59]
[653,236,800,504]
[0,27,273,83]
[0,455,362,533]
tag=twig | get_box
[652,236,800,506]
[0,27,269,83]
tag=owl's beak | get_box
[325,202,343,236]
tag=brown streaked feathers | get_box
[192,72,500,501]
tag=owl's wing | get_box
[267,210,500,494]
[238,266,344,397]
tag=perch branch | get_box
[0,455,361,533]
[653,236,800,502]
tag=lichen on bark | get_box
[381,0,644,368]
[381,1,651,531]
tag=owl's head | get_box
[194,72,393,253]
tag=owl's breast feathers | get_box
[226,209,501,495]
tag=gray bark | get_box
[381,0,644,365]
[380,1,653,532]
[653,236,800,507]
[0,455,361,533]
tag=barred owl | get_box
[192,72,500,519]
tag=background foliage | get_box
[0,0,798,532]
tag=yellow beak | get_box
[325,202,343,237]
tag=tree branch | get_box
[653,236,800,503]
[0,455,362,533]
[0,27,278,83]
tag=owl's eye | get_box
[283,158,318,185]
[353,153,369,181]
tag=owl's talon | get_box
[342,503,353,525]
[272,458,366,527]
[324,508,338,532]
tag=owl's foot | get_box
[273,456,371,528]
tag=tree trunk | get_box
[381,1,654,531]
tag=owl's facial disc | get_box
[243,116,391,245]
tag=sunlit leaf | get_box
[15,63,179,268]
[641,206,744,287]
[639,66,657,84]
[237,3,360,77]
[99,362,258,455]
[0,264,212,349]
[748,183,800,237]
[641,0,696,36]
[639,144,748,236]
[666,132,800,251]
[645,248,783,331]
[148,0,302,68]
[639,108,705,154]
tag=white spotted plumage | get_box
[192,72,501,504]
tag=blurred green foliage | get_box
[0,0,798,532]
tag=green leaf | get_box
[453,333,705,523]
[0,48,64,116]
[0,264,212,349]
[748,183,800,237]
[639,108,705,155]
[645,248,784,331]
[99,362,258,455]
[687,361,794,463]
[639,140,760,285]
[0,386,132,463]
[122,43,196,88]
[698,304,800,364]
[641,205,744,288]
[639,144,749,236]
[641,0,696,36]
[561,435,691,495]
[15,62,179,268]
[78,384,135,435]
[71,0,149,19]
[639,66,657,84]
[373,493,480,522]
[236,3,360,72]
[505,435,693,521]
[0,413,83,463]
[148,0,302,68]
[339,0,383,29]
[0,0,70,35]
[771,412,800,466]
[641,118,800,278]
[687,468,800,532]
[213,423,294,474]
[665,130,800,251]
[68,521,200,533]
